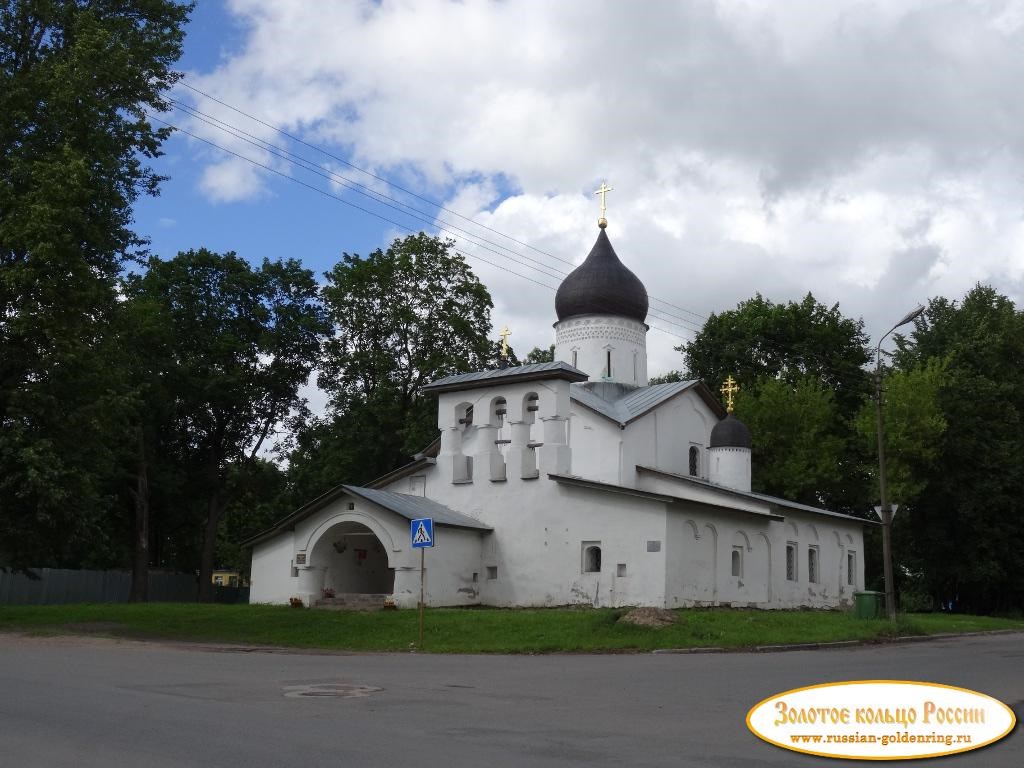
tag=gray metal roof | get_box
[422,361,588,393]
[343,486,492,530]
[570,380,699,426]
[634,466,875,525]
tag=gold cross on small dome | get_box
[720,375,740,413]
[594,181,614,228]
[499,325,511,359]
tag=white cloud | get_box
[185,0,1024,374]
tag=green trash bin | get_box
[854,590,883,619]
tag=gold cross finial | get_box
[720,375,740,413]
[499,325,511,360]
[594,181,614,229]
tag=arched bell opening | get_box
[309,521,395,595]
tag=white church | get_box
[247,215,868,610]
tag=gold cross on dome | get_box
[720,375,740,413]
[499,325,511,359]
[594,181,614,228]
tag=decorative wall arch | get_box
[731,529,752,552]
[787,521,799,540]
[704,523,719,600]
[757,532,773,603]
[684,519,701,540]
[807,523,820,542]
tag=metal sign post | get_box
[410,517,434,649]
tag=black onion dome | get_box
[710,414,752,449]
[555,228,648,323]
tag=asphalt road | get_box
[0,632,1020,768]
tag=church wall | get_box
[620,391,718,486]
[665,505,775,608]
[250,531,297,605]
[417,472,668,608]
[566,407,622,484]
[770,512,865,609]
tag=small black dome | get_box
[710,414,752,449]
[555,229,648,323]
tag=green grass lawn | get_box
[1,604,1021,653]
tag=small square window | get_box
[486,566,497,580]
[646,540,661,553]
[616,563,627,577]
[347,502,355,510]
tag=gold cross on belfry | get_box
[720,375,740,413]
[499,325,511,359]
[594,182,614,228]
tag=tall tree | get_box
[0,0,190,569]
[735,376,848,508]
[889,286,1024,612]
[682,293,874,514]
[682,293,871,415]
[126,249,328,600]
[289,233,492,502]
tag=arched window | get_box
[808,546,819,584]
[731,547,743,578]
[688,446,700,477]
[583,543,602,573]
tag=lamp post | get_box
[875,305,924,621]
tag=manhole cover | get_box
[283,683,382,699]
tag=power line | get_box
[157,88,877,382]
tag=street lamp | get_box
[875,304,924,621]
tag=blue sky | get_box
[132,1,1024,376]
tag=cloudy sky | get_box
[135,0,1024,386]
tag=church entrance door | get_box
[309,521,395,598]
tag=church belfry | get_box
[553,189,649,387]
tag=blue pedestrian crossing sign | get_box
[411,517,434,548]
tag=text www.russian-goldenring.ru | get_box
[790,732,972,747]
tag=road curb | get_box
[651,628,1024,655]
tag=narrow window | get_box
[583,543,602,573]
[571,350,578,368]
[847,552,856,586]
[472,572,479,583]
[688,446,700,477]
[808,546,819,584]
[486,566,497,580]
[731,546,743,578]
[633,351,637,381]
[606,350,612,378]
[786,543,797,581]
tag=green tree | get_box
[683,293,873,514]
[889,286,1024,612]
[523,345,555,364]
[682,293,871,415]
[735,377,848,507]
[0,0,190,569]
[126,249,328,600]
[289,233,492,503]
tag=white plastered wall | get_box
[554,315,648,386]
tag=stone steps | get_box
[313,593,390,611]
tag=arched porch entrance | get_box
[309,521,395,597]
